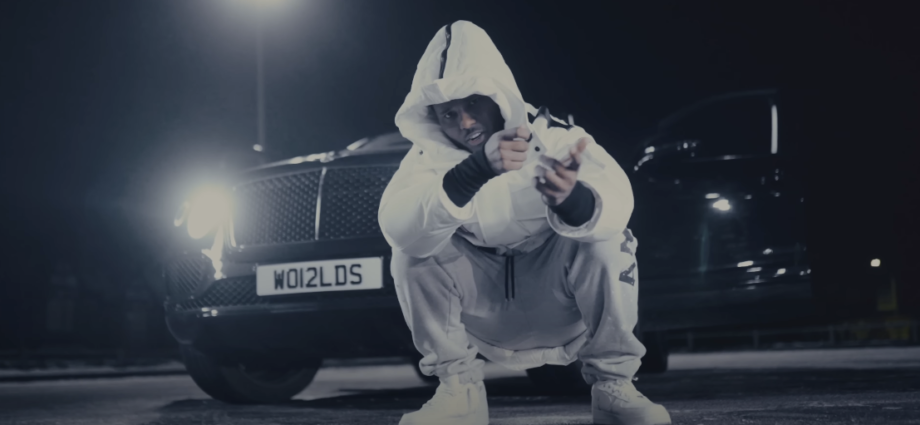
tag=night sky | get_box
[2,1,918,318]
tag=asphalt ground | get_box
[0,346,918,425]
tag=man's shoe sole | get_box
[399,399,489,425]
[399,411,489,425]
[592,403,671,425]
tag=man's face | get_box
[430,94,505,152]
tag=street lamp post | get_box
[255,17,266,154]
[221,0,291,156]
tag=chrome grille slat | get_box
[314,167,327,240]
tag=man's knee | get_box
[575,229,637,260]
[390,239,465,286]
[571,229,639,284]
[577,239,619,263]
[391,248,426,273]
[390,249,430,288]
[576,242,631,265]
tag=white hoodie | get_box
[379,21,634,259]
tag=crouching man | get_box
[378,20,671,425]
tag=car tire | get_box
[525,360,591,395]
[180,344,321,404]
[637,331,669,374]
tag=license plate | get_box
[255,257,383,296]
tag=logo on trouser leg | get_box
[619,229,637,285]
[619,262,636,286]
[620,229,635,255]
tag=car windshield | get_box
[636,91,777,160]
[347,133,412,153]
[663,97,773,157]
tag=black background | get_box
[1,0,917,348]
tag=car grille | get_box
[179,276,269,311]
[232,165,397,247]
[319,166,396,240]
[165,254,209,300]
[233,170,322,246]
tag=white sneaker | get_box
[399,374,489,425]
[592,379,671,425]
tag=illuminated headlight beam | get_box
[185,185,233,240]
[202,228,226,280]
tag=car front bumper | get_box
[162,251,416,365]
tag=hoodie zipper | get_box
[438,23,453,79]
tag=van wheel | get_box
[180,345,321,404]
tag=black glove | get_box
[442,146,497,208]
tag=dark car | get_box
[160,90,812,404]
[629,90,813,332]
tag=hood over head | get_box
[395,21,538,161]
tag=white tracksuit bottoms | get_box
[391,230,646,385]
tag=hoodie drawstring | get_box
[504,255,515,301]
[475,246,516,301]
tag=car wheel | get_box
[525,360,591,395]
[180,344,321,404]
[637,331,669,374]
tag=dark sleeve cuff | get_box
[549,181,596,227]
[442,147,498,208]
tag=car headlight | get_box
[176,184,233,240]
[174,201,191,227]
